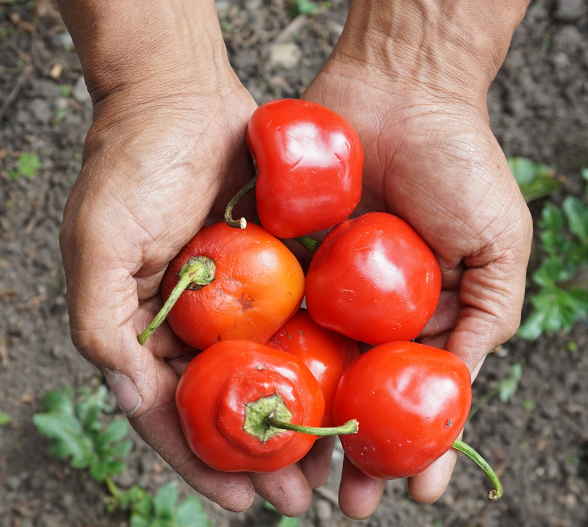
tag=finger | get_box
[298,436,335,489]
[446,232,531,373]
[249,465,314,517]
[407,447,459,504]
[338,457,386,520]
[130,378,256,512]
[59,196,257,510]
[418,289,461,341]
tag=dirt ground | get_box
[1,1,588,526]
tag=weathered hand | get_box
[57,0,326,516]
[303,0,533,518]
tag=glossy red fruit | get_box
[305,212,441,345]
[266,308,361,426]
[247,99,363,239]
[333,341,472,479]
[176,340,325,472]
[160,222,304,350]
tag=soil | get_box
[1,1,588,526]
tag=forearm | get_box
[337,0,531,99]
[56,0,227,103]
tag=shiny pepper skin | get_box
[333,341,472,480]
[160,222,305,350]
[176,340,325,472]
[247,99,364,239]
[305,212,442,345]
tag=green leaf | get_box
[149,520,174,527]
[523,285,588,338]
[0,410,12,425]
[175,496,211,527]
[517,310,546,341]
[131,493,154,519]
[59,84,72,97]
[581,167,588,188]
[154,483,178,520]
[276,516,301,527]
[295,0,319,15]
[130,515,150,527]
[32,412,94,468]
[498,363,522,403]
[76,384,111,432]
[562,196,588,244]
[34,383,132,482]
[106,439,133,459]
[39,386,75,414]
[10,152,43,179]
[539,203,568,256]
[508,156,559,203]
[118,485,148,511]
[97,419,129,447]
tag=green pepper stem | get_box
[295,235,321,254]
[137,256,216,345]
[266,413,358,437]
[225,175,258,229]
[452,438,503,501]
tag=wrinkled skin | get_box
[301,0,533,517]
[58,0,532,520]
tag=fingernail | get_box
[105,371,142,416]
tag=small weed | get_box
[508,156,560,204]
[33,382,212,527]
[9,151,43,180]
[468,363,523,422]
[59,84,72,98]
[517,168,588,340]
[567,341,579,352]
[292,0,320,16]
[0,409,12,425]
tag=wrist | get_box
[56,0,230,105]
[333,0,530,102]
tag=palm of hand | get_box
[304,65,531,369]
[302,59,532,513]
[60,86,261,510]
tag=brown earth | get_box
[1,1,588,526]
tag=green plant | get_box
[0,409,12,425]
[264,502,301,527]
[9,151,43,180]
[115,483,211,527]
[293,0,320,16]
[59,83,72,97]
[468,363,523,422]
[517,168,588,340]
[508,156,561,203]
[33,382,211,527]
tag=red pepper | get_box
[138,222,305,349]
[176,340,358,472]
[245,99,363,239]
[267,308,360,427]
[305,212,442,345]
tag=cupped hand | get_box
[58,65,328,515]
[302,0,533,518]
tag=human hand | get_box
[302,0,533,518]
[57,0,328,516]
